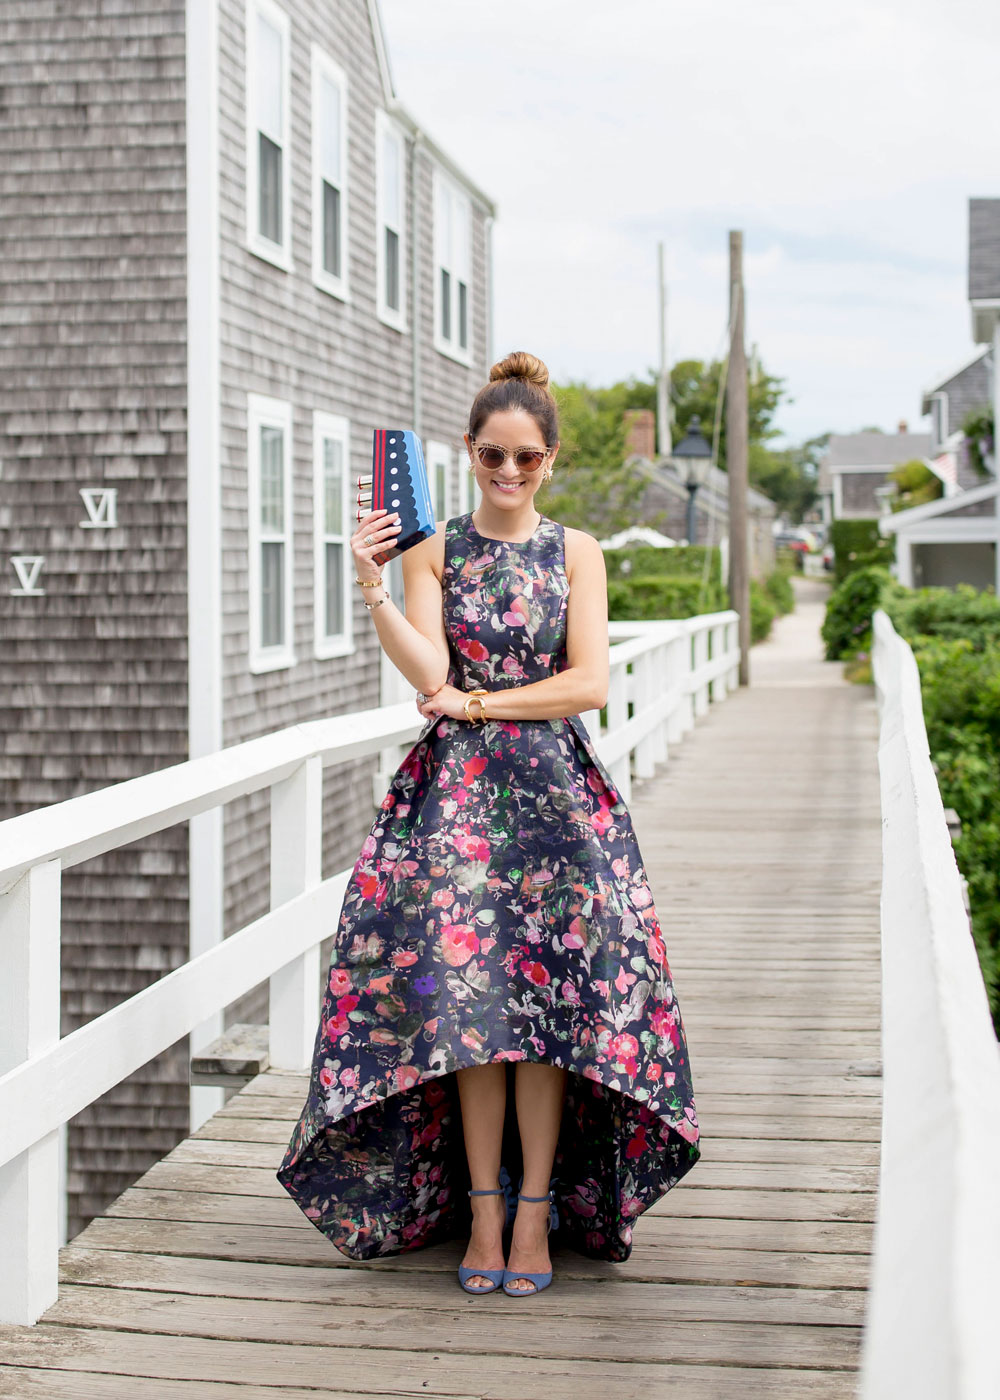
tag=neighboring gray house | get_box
[921,346,993,474]
[881,199,1000,592]
[0,0,494,1243]
[816,426,933,523]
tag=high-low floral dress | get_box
[276,511,700,1262]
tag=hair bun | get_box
[489,351,550,393]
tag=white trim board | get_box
[879,478,1000,533]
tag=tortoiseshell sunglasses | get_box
[470,439,552,473]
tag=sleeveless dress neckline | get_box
[467,509,549,546]
[276,509,700,1263]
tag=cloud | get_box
[378,0,998,441]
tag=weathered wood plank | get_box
[0,1336,860,1400]
[56,1246,867,1324]
[40,1284,864,1371]
[67,1217,873,1287]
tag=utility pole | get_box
[727,231,750,685]
[657,241,671,458]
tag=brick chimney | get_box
[624,408,656,460]
[898,419,908,433]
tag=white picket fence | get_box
[0,610,739,1325]
[860,609,1000,1400]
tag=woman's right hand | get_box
[351,508,401,582]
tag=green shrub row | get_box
[829,518,895,584]
[603,544,722,579]
[607,575,727,622]
[822,568,1000,1031]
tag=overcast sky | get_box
[379,0,998,446]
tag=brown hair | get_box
[468,351,560,448]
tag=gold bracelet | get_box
[363,589,390,612]
[355,575,384,588]
[463,688,489,723]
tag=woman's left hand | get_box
[417,683,476,720]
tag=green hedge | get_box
[830,518,895,584]
[821,565,896,660]
[763,566,795,615]
[603,544,722,579]
[749,581,777,643]
[821,572,1000,1031]
[607,575,726,621]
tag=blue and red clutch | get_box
[357,429,436,566]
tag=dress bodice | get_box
[441,512,570,692]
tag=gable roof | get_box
[920,346,992,411]
[969,197,1000,302]
[817,431,933,491]
[878,478,1000,533]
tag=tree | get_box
[536,381,645,535]
[889,458,942,512]
[538,358,822,529]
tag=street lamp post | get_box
[672,415,714,546]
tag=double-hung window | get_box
[311,46,348,299]
[426,440,451,521]
[246,0,292,270]
[313,412,353,658]
[375,111,406,331]
[248,393,294,672]
[433,169,472,363]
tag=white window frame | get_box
[433,168,472,365]
[313,411,354,660]
[311,45,349,301]
[247,392,295,673]
[426,440,451,521]
[375,109,407,332]
[245,0,293,272]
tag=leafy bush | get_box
[821,565,896,660]
[606,575,726,622]
[885,582,1000,651]
[900,633,1000,1027]
[763,567,795,615]
[748,580,777,643]
[829,518,895,584]
[603,544,721,579]
[962,404,994,479]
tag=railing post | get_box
[709,622,725,702]
[0,859,62,1324]
[692,623,710,717]
[268,756,323,1070]
[726,617,740,690]
[651,641,669,765]
[605,663,631,802]
[633,651,657,779]
[666,632,689,743]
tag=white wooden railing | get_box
[0,610,738,1324]
[860,609,1000,1400]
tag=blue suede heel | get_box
[503,1185,558,1298]
[458,1181,513,1295]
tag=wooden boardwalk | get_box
[0,578,884,1399]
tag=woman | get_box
[276,352,700,1298]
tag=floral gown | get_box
[276,511,700,1262]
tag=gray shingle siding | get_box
[969,198,1000,302]
[215,0,492,1020]
[0,0,190,1240]
[2,0,494,1241]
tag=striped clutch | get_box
[357,429,436,566]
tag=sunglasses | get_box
[470,439,552,473]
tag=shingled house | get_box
[0,0,494,1243]
[816,424,933,524]
[880,198,1000,591]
